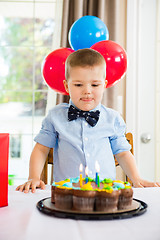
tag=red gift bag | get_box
[0,133,9,207]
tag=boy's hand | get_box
[133,178,160,188]
[16,179,45,193]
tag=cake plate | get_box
[36,198,147,220]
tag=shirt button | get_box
[85,122,88,126]
[85,137,88,141]
[86,153,90,157]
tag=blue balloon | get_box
[68,15,109,51]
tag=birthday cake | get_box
[51,177,133,212]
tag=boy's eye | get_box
[74,84,82,87]
[92,84,99,87]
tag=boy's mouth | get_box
[81,98,93,102]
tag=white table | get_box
[0,186,160,240]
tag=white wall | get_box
[126,0,159,181]
[155,0,160,179]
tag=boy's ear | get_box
[63,80,69,93]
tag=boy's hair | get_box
[65,48,106,80]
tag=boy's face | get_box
[64,65,106,111]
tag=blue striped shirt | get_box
[34,101,131,181]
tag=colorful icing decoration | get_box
[62,182,73,188]
[81,182,93,191]
[113,180,124,183]
[124,185,132,189]
[124,181,131,186]
[52,178,131,191]
[54,179,70,186]
[103,184,113,193]
[72,186,81,190]
[57,186,72,189]
[87,177,94,182]
[113,181,125,189]
[112,186,119,190]
[102,178,113,184]
[69,177,80,183]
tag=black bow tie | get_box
[68,105,100,127]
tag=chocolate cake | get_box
[96,189,120,212]
[112,180,133,210]
[118,188,133,210]
[73,187,96,212]
[54,187,73,210]
[51,177,133,212]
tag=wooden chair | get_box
[41,132,134,185]
[41,148,54,185]
[115,132,133,185]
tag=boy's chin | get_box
[77,103,98,112]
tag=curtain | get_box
[46,0,63,114]
[56,0,127,116]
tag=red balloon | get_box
[91,40,127,88]
[42,48,74,95]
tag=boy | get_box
[16,49,160,193]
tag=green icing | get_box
[103,184,113,190]
[102,178,113,184]
[87,177,94,182]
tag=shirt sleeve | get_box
[109,113,131,155]
[34,110,57,148]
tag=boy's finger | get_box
[40,180,46,189]
[154,182,160,187]
[18,184,26,192]
[16,185,20,191]
[156,182,160,186]
[31,186,36,193]
[24,182,31,193]
[16,185,24,191]
[146,181,157,187]
[31,182,38,193]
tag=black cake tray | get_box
[36,197,147,220]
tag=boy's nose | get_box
[83,85,91,94]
